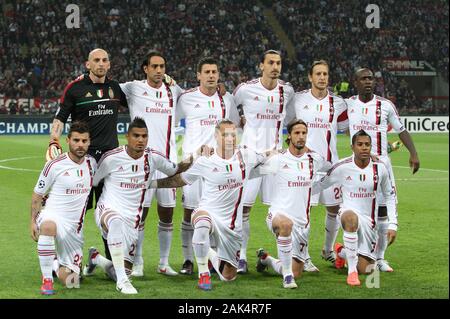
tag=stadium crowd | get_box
[0,0,448,115]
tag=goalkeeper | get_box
[47,49,128,259]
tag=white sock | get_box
[158,221,173,265]
[240,211,250,260]
[324,212,340,254]
[192,216,211,275]
[93,252,116,281]
[181,220,194,262]
[38,235,56,280]
[134,222,145,265]
[343,231,358,274]
[277,236,293,277]
[265,256,283,275]
[208,248,227,281]
[107,218,127,283]
[52,257,60,277]
[375,217,389,260]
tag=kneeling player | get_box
[253,120,329,288]
[150,120,270,290]
[83,117,195,294]
[314,130,398,286]
[30,122,95,295]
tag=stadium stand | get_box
[0,0,448,115]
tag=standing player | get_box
[346,68,420,272]
[82,118,198,294]
[233,50,295,273]
[47,48,128,261]
[149,120,271,290]
[253,119,329,288]
[314,130,398,286]
[119,51,183,276]
[31,122,95,295]
[175,56,239,274]
[285,60,349,272]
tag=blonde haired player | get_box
[149,120,271,290]
[285,60,349,272]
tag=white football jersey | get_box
[253,149,327,227]
[34,153,96,230]
[233,78,295,151]
[120,80,183,161]
[94,146,178,227]
[176,87,239,157]
[346,95,405,156]
[316,155,398,230]
[180,148,266,232]
[287,89,348,164]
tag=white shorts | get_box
[266,210,310,262]
[95,206,139,264]
[242,175,274,206]
[144,170,177,208]
[337,209,377,261]
[377,156,398,205]
[311,172,342,206]
[182,179,202,209]
[195,208,242,269]
[37,211,83,274]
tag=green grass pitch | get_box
[0,133,447,299]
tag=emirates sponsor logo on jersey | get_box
[208,101,215,109]
[360,174,366,181]
[131,165,138,172]
[156,91,162,98]
[316,104,323,112]
[108,87,114,99]
[76,170,83,177]
[96,89,103,98]
[85,92,92,97]
[225,164,233,172]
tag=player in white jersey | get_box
[82,118,196,294]
[314,130,398,286]
[252,119,330,288]
[119,51,184,276]
[346,68,420,272]
[30,122,95,295]
[175,57,239,275]
[232,50,295,273]
[285,60,349,272]
[149,120,270,290]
